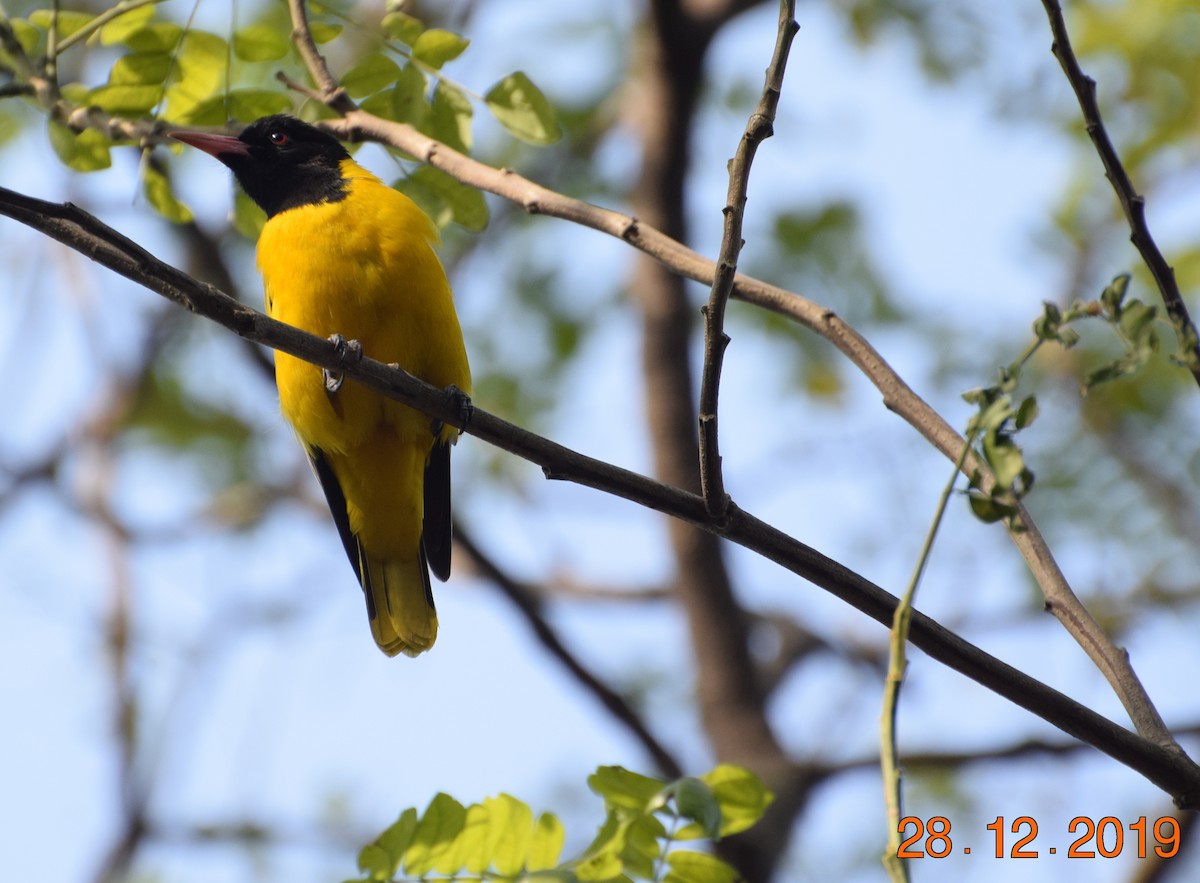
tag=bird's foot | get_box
[324,334,363,395]
[440,384,474,437]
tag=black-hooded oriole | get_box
[173,115,471,657]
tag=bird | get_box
[172,114,471,657]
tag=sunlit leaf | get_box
[48,120,111,171]
[109,51,171,85]
[484,794,532,876]
[341,53,402,98]
[233,23,290,62]
[663,850,740,883]
[118,22,182,53]
[143,163,193,224]
[427,81,472,153]
[89,83,161,114]
[99,3,157,45]
[485,71,562,144]
[528,812,565,871]
[228,88,293,122]
[402,793,466,877]
[309,22,342,43]
[588,766,664,812]
[382,10,423,45]
[412,28,469,69]
[29,9,95,40]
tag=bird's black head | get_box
[172,115,352,218]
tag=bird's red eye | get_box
[269,131,289,145]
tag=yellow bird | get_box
[173,115,471,657]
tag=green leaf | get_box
[457,803,491,875]
[485,71,562,145]
[356,843,392,879]
[233,190,266,240]
[372,807,417,877]
[573,812,627,882]
[342,53,402,98]
[700,765,773,837]
[382,11,423,45]
[390,63,428,126]
[427,81,473,153]
[233,23,290,62]
[228,88,293,122]
[483,794,532,876]
[48,121,111,171]
[118,22,182,53]
[620,815,664,879]
[143,163,193,224]
[663,850,740,883]
[412,28,469,68]
[309,22,342,43]
[402,793,467,877]
[6,19,42,57]
[88,83,161,114]
[670,778,722,841]
[588,766,665,813]
[164,30,227,122]
[109,52,171,85]
[99,3,157,45]
[29,9,95,41]
[966,489,1016,524]
[528,812,565,871]
[395,166,487,232]
[1101,273,1131,313]
[1014,395,1039,430]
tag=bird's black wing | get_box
[423,439,453,582]
[307,447,372,596]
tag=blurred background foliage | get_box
[2,0,1200,881]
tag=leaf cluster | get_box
[962,273,1167,528]
[0,3,561,229]
[348,765,772,883]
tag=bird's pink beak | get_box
[170,131,251,159]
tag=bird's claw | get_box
[324,334,363,395]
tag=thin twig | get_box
[1,186,1197,807]
[454,522,684,778]
[880,431,975,882]
[284,0,354,113]
[1040,0,1200,383]
[697,0,797,518]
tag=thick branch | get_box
[2,186,1198,810]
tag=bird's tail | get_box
[360,549,438,657]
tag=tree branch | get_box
[697,0,797,519]
[1039,0,1200,384]
[454,522,684,779]
[2,187,1198,809]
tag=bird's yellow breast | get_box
[255,159,471,455]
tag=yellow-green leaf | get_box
[99,3,157,45]
[89,83,161,115]
[109,52,171,85]
[48,121,111,171]
[233,191,266,240]
[663,850,740,883]
[700,765,773,838]
[228,88,292,122]
[382,10,423,45]
[427,81,472,153]
[457,803,491,875]
[412,28,469,69]
[402,793,466,877]
[341,53,402,98]
[588,766,665,812]
[484,794,532,876]
[391,63,428,126]
[394,166,487,232]
[485,71,561,145]
[233,23,290,62]
[118,22,182,53]
[528,812,565,871]
[29,9,95,41]
[6,19,42,57]
[309,22,342,43]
